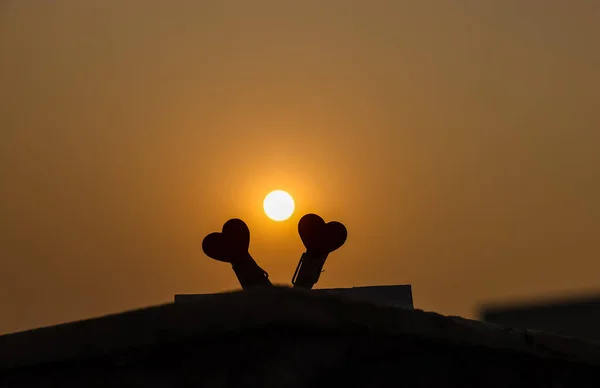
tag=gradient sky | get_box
[1,1,599,335]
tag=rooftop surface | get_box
[2,286,600,372]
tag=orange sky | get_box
[1,1,599,335]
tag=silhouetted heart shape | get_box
[202,218,250,264]
[298,213,347,256]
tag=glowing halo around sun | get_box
[263,190,295,221]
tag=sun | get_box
[263,190,295,221]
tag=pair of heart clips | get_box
[202,213,347,290]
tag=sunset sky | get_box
[1,1,599,335]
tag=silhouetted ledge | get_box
[1,286,600,387]
[175,284,414,309]
[480,294,600,343]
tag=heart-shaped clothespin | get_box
[298,213,347,257]
[202,218,251,264]
[202,219,272,290]
[292,213,347,289]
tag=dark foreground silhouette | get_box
[1,287,600,387]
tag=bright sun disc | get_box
[263,190,295,221]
